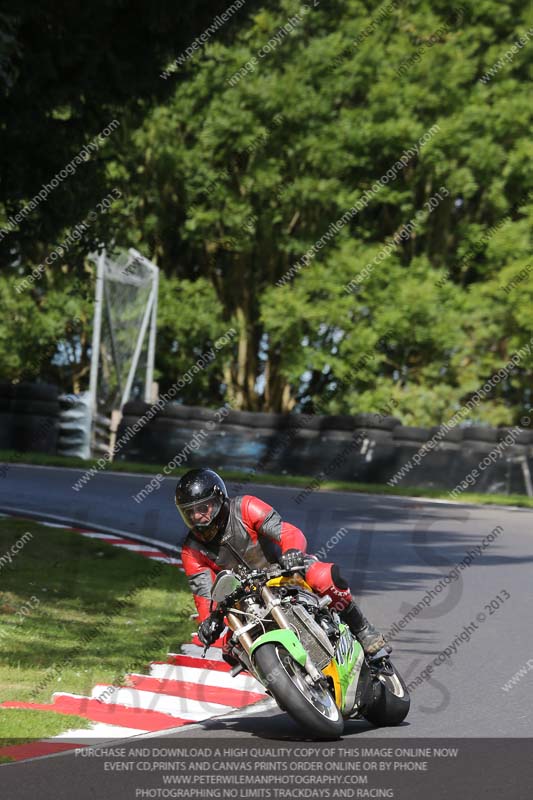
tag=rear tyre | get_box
[363,664,410,726]
[253,643,344,739]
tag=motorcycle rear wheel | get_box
[363,664,410,726]
[253,643,344,739]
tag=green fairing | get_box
[249,629,308,667]
[334,623,364,713]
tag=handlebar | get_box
[217,564,298,603]
[241,563,299,582]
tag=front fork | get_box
[226,585,324,684]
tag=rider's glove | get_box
[198,610,225,647]
[279,549,305,571]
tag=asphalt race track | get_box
[1,463,533,742]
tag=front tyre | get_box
[363,663,410,727]
[253,643,344,739]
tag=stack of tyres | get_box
[462,425,500,451]
[387,425,433,488]
[149,403,200,465]
[423,425,466,490]
[352,413,400,483]
[150,405,245,469]
[115,403,406,481]
[389,424,465,491]
[117,403,292,472]
[0,381,15,450]
[461,426,518,495]
[57,392,92,459]
[278,414,362,481]
[12,382,60,453]
[497,427,532,447]
[116,401,155,462]
[460,426,501,492]
[268,412,400,482]
[216,409,288,473]
[117,401,200,464]
[392,424,432,445]
[258,417,314,476]
[389,423,473,491]
[496,426,533,495]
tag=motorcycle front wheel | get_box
[253,643,344,739]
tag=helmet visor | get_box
[176,492,223,531]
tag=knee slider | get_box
[331,564,349,590]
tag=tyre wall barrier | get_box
[0,382,15,449]
[0,413,14,450]
[1,386,532,496]
[0,384,92,458]
[10,383,60,453]
[115,403,533,496]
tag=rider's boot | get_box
[339,601,391,656]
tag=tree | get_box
[0,0,258,263]
[0,268,93,392]
[3,0,533,425]
[0,0,258,395]
[101,0,533,421]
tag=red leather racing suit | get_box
[180,494,352,623]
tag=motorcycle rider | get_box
[175,468,390,659]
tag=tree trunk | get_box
[263,345,295,412]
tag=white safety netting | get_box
[90,249,158,416]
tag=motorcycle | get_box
[204,562,410,738]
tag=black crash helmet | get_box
[174,468,229,542]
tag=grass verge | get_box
[0,708,92,750]
[2,449,533,509]
[0,519,194,740]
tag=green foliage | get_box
[0,267,93,391]
[0,1,256,260]
[156,274,235,404]
[2,0,533,423]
